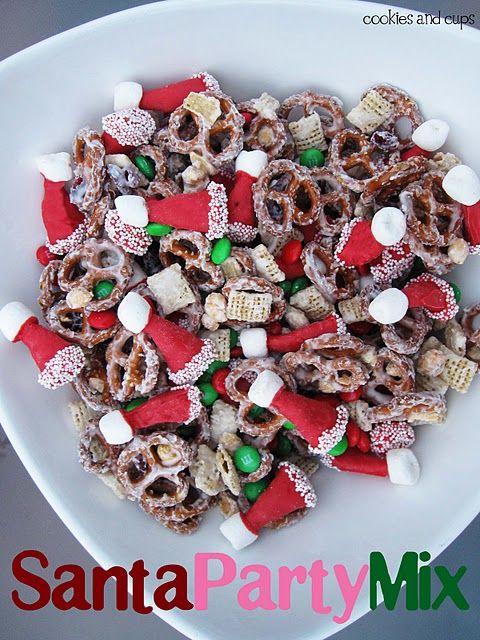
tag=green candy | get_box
[229,328,239,348]
[233,445,261,473]
[206,360,228,375]
[125,397,147,411]
[244,477,270,503]
[279,280,292,297]
[290,276,310,296]
[198,382,218,407]
[134,155,156,180]
[197,371,212,383]
[145,222,173,237]
[299,148,325,168]
[177,423,196,438]
[94,280,114,300]
[211,237,232,265]
[450,282,461,304]
[275,433,293,457]
[327,435,348,457]
[248,404,265,419]
[283,420,296,431]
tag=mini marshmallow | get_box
[99,410,133,445]
[368,288,409,325]
[248,370,284,408]
[115,195,149,227]
[239,328,268,358]
[117,292,151,334]
[0,301,34,342]
[235,150,269,179]
[219,512,258,550]
[114,81,143,111]
[386,448,420,485]
[36,152,73,182]
[442,165,480,206]
[371,207,406,246]
[411,119,449,152]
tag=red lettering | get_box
[154,565,193,610]
[11,550,50,611]
[92,566,129,611]
[129,560,152,614]
[51,565,91,610]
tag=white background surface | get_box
[0,1,479,639]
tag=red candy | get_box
[230,346,244,358]
[36,245,58,266]
[275,256,305,280]
[339,387,364,402]
[357,430,371,453]
[281,239,303,265]
[267,322,283,335]
[241,111,253,126]
[462,202,480,247]
[211,368,229,395]
[400,145,431,161]
[88,310,118,330]
[346,420,361,448]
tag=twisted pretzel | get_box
[368,392,447,425]
[70,128,106,213]
[400,173,463,247]
[146,481,216,534]
[370,84,424,150]
[84,195,112,239]
[225,358,296,437]
[461,305,480,347]
[46,299,119,347]
[360,156,428,207]
[220,247,257,279]
[302,242,359,302]
[253,159,321,236]
[73,346,120,412]
[168,92,244,168]
[58,238,132,311]
[78,419,124,475]
[309,167,353,237]
[328,129,399,193]
[380,308,432,355]
[105,327,163,402]
[222,276,286,328]
[237,99,291,160]
[116,432,194,508]
[370,348,415,396]
[158,230,224,293]
[279,91,345,140]
[38,260,63,312]
[131,143,181,198]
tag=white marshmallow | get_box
[411,119,449,152]
[117,292,151,334]
[105,154,136,169]
[248,370,284,408]
[371,207,406,246]
[386,448,420,485]
[442,165,480,206]
[368,288,409,325]
[239,328,268,358]
[0,302,35,342]
[235,150,268,179]
[99,411,133,445]
[114,81,143,111]
[115,195,149,227]
[219,512,258,550]
[36,152,73,182]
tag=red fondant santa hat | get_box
[36,153,86,255]
[99,385,202,445]
[370,242,414,285]
[101,107,156,154]
[401,119,449,160]
[239,312,346,358]
[117,292,217,384]
[220,462,316,550]
[227,150,268,243]
[322,447,420,485]
[113,73,220,113]
[248,370,349,454]
[334,207,406,268]
[0,301,85,389]
[105,183,229,254]
[440,164,480,254]
[368,273,458,325]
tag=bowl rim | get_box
[0,1,479,639]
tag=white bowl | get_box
[0,1,479,638]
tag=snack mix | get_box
[1,74,479,550]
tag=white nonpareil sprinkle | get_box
[228,221,258,244]
[173,385,203,424]
[38,345,85,389]
[205,182,229,240]
[46,221,87,255]
[105,211,152,256]
[168,338,217,385]
[102,108,156,147]
[308,405,349,455]
[192,72,220,93]
[278,462,317,508]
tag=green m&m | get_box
[283,420,296,431]
[327,435,348,457]
[290,276,310,296]
[279,280,292,297]
[248,404,264,419]
[178,423,196,438]
[94,280,114,300]
[275,433,293,457]
[229,328,239,348]
[299,148,325,168]
[233,445,261,473]
[125,397,147,411]
[244,477,270,503]
[450,282,461,304]
[211,237,232,265]
[145,222,173,237]
[134,155,156,180]
[206,360,228,376]
[198,382,218,407]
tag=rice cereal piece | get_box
[216,445,241,496]
[368,392,447,425]
[189,444,225,496]
[204,292,228,326]
[218,491,240,519]
[226,291,273,323]
[347,400,372,432]
[259,227,304,256]
[98,472,128,499]
[416,349,447,377]
[201,329,231,363]
[210,399,238,444]
[183,92,221,125]
[447,238,469,265]
[146,264,196,315]
[415,372,449,395]
[284,304,310,329]
[288,113,327,152]
[250,244,285,283]
[338,296,369,324]
[347,90,394,134]
[421,336,476,393]
[289,285,333,321]
[219,431,244,454]
[286,452,319,477]
[444,319,467,356]
[427,152,461,174]
[69,400,95,434]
